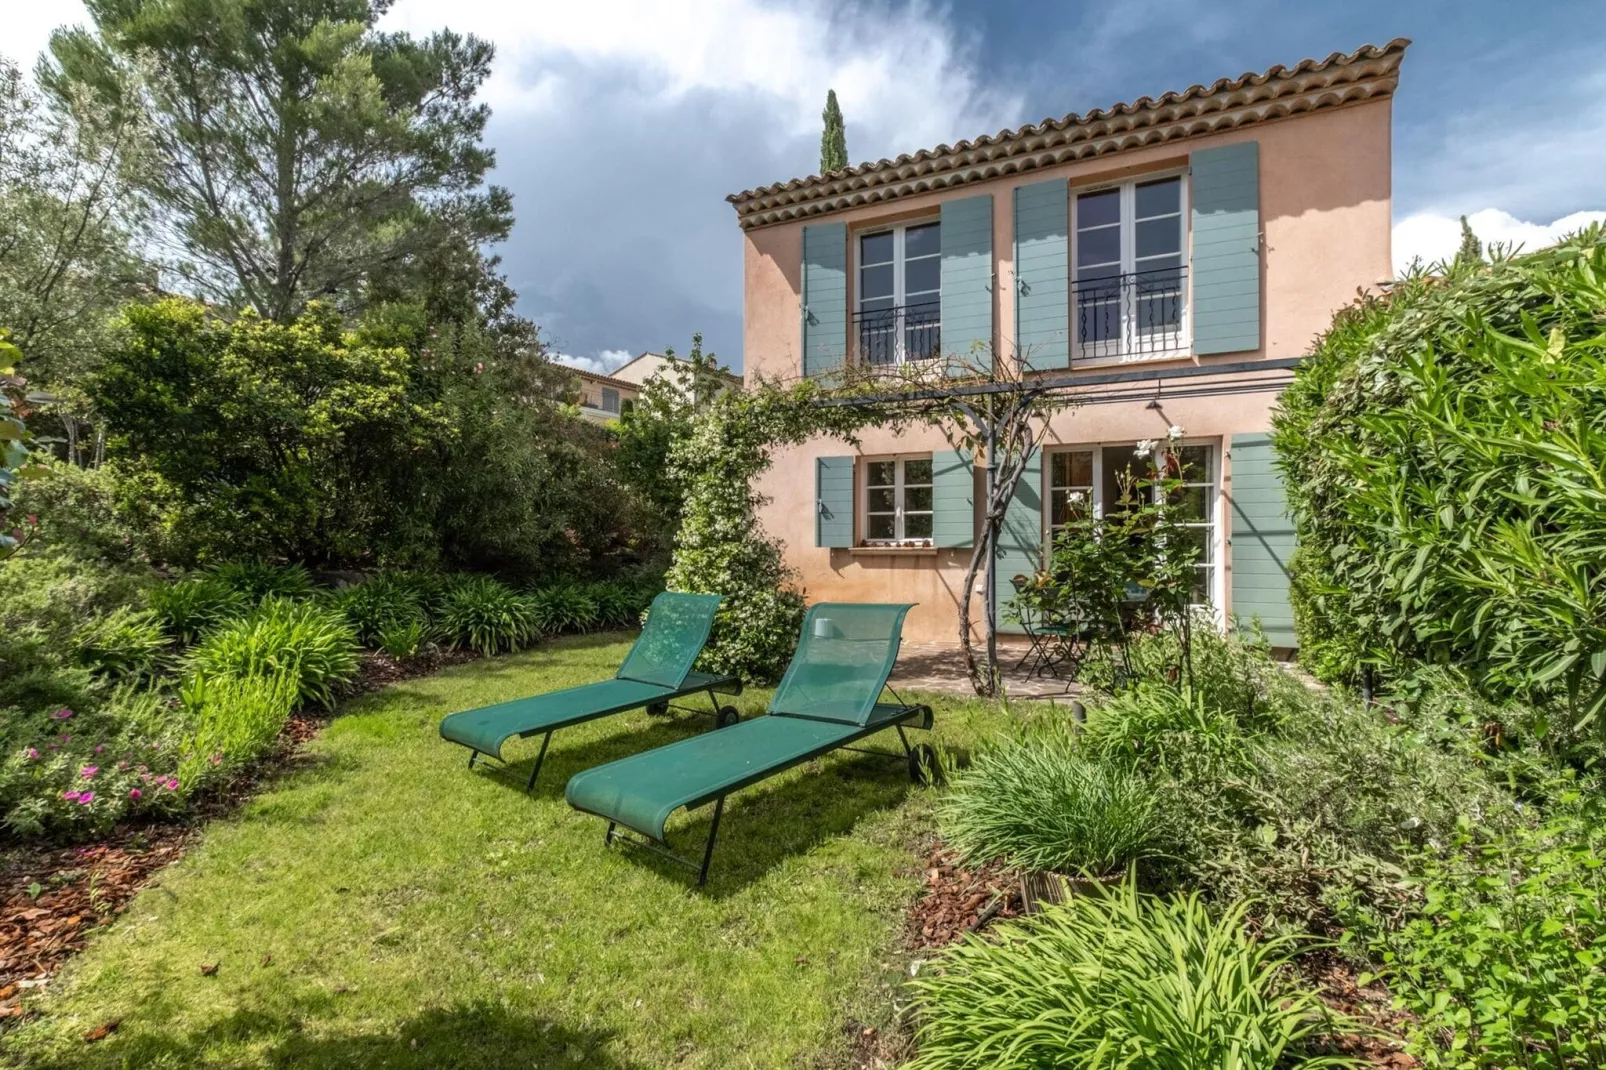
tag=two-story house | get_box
[727,40,1406,646]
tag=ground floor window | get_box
[1045,441,1219,607]
[864,455,933,544]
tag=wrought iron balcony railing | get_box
[1072,266,1187,362]
[853,301,941,366]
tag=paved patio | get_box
[890,640,1086,703]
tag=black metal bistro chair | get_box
[1009,574,1079,681]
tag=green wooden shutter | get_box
[940,195,993,373]
[802,222,848,378]
[993,449,1044,633]
[1191,142,1261,355]
[1228,433,1296,646]
[932,448,974,548]
[1013,179,1069,371]
[815,455,854,548]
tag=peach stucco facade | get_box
[737,91,1394,643]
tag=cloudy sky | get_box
[6,0,1604,373]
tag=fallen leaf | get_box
[199,962,218,976]
[260,955,272,967]
[84,1019,120,1042]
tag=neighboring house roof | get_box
[611,351,743,389]
[725,38,1409,231]
[565,366,639,392]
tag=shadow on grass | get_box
[29,998,644,1070]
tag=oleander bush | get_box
[939,723,1169,876]
[1273,226,1606,729]
[437,576,537,655]
[187,596,359,708]
[73,606,168,679]
[148,576,251,644]
[906,881,1353,1069]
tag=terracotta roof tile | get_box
[726,39,1409,230]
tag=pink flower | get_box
[162,777,179,791]
[47,744,56,751]
[25,748,39,760]
[81,765,99,779]
[62,790,81,801]
[77,792,94,805]
[94,744,105,754]
[210,754,223,766]
[128,788,142,800]
[117,761,128,770]
[52,708,73,720]
[60,734,71,743]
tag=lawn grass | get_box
[1,633,1011,1069]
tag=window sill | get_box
[849,544,940,556]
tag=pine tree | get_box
[820,89,847,174]
[1456,215,1484,265]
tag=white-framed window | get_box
[857,221,941,366]
[600,386,620,413]
[1072,174,1187,363]
[1044,441,1220,609]
[864,455,934,544]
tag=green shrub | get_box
[906,881,1354,1069]
[586,580,653,629]
[528,582,599,634]
[938,724,1169,876]
[1272,226,1606,726]
[1082,682,1257,781]
[207,560,318,602]
[148,577,252,644]
[1357,799,1606,1068]
[331,573,427,645]
[73,606,168,678]
[437,576,536,655]
[375,618,424,660]
[187,596,359,707]
[176,671,299,794]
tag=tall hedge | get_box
[1272,226,1606,728]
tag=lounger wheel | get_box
[646,701,669,717]
[716,705,741,728]
[908,743,940,785]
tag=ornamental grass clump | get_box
[176,671,300,794]
[207,560,318,603]
[527,582,599,635]
[148,576,251,644]
[73,606,168,679]
[938,724,1169,876]
[187,596,359,708]
[906,881,1355,1070]
[437,576,537,655]
[331,573,428,645]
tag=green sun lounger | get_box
[565,603,935,885]
[439,591,741,791]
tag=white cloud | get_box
[0,0,90,71]
[553,348,633,375]
[1393,208,1606,275]
[380,0,1019,164]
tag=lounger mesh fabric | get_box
[614,591,723,688]
[768,603,913,725]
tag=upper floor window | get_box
[600,386,620,413]
[864,455,933,544]
[1073,176,1187,364]
[857,222,941,366]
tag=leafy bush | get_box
[148,576,251,644]
[73,606,167,678]
[207,560,318,602]
[939,724,1169,876]
[437,576,537,655]
[375,618,424,660]
[585,580,654,629]
[331,573,427,645]
[527,582,599,634]
[1272,226,1606,727]
[176,671,299,795]
[1357,799,1606,1069]
[906,881,1353,1069]
[187,596,359,708]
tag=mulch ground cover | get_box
[0,647,477,1022]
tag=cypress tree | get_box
[820,89,848,174]
[1456,215,1484,265]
